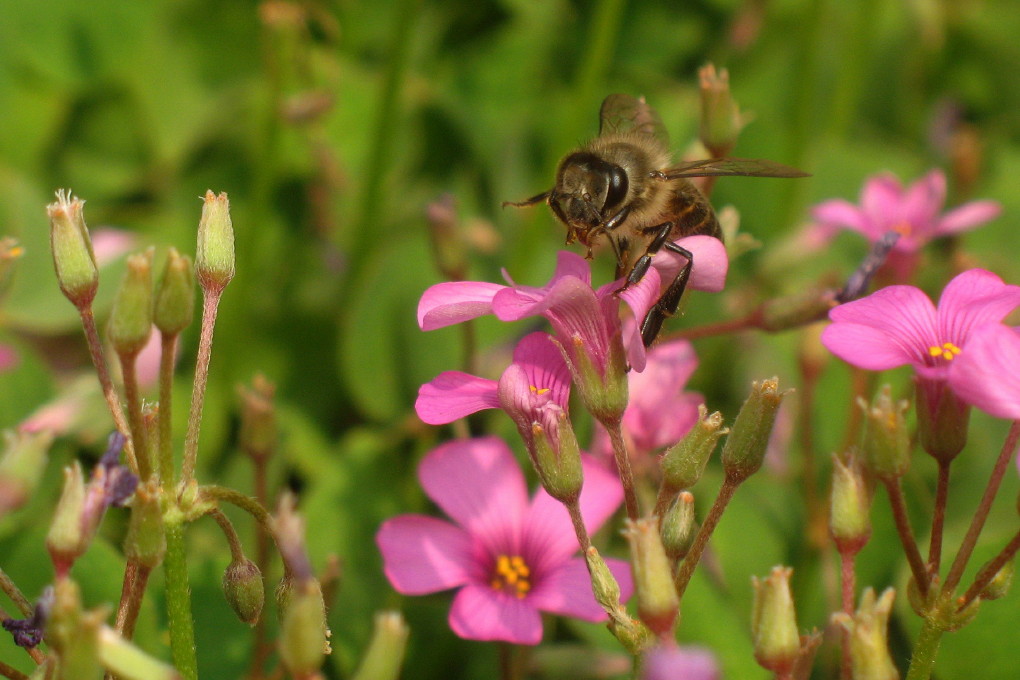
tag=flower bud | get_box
[47,462,88,575]
[660,492,697,562]
[760,289,838,332]
[0,429,52,516]
[751,566,801,675]
[223,557,265,626]
[624,518,679,637]
[531,413,583,504]
[108,249,154,357]
[154,248,195,335]
[47,190,98,308]
[660,406,726,493]
[721,378,787,483]
[47,579,106,680]
[859,386,911,481]
[584,546,623,614]
[915,377,970,465]
[829,453,872,555]
[124,480,165,568]
[698,64,746,157]
[196,190,235,293]
[571,334,629,426]
[239,375,277,460]
[279,579,329,677]
[352,611,409,680]
[978,558,1014,601]
[97,625,180,680]
[832,588,898,680]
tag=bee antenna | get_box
[501,191,552,209]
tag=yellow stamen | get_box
[928,342,961,362]
[529,385,550,395]
[491,554,532,599]
[892,221,912,237]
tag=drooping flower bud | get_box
[829,452,872,555]
[859,386,911,481]
[751,566,801,675]
[721,378,787,483]
[584,546,623,614]
[660,406,726,494]
[0,429,52,516]
[223,557,265,626]
[624,518,679,637]
[154,248,195,336]
[108,248,154,357]
[352,611,410,680]
[832,588,898,680]
[196,191,235,293]
[660,492,697,562]
[47,190,98,309]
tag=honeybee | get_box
[505,94,808,346]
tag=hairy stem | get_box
[927,461,950,576]
[0,660,28,680]
[182,291,223,483]
[604,420,640,521]
[0,568,32,616]
[158,332,179,487]
[164,519,198,680]
[882,478,929,597]
[674,476,739,599]
[119,352,151,480]
[113,560,151,639]
[904,617,943,680]
[957,528,1020,609]
[79,307,136,473]
[839,550,856,680]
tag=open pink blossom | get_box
[377,437,632,644]
[810,169,1000,253]
[821,269,1020,382]
[948,323,1020,420]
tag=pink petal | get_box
[860,173,904,230]
[937,269,1020,346]
[419,438,529,553]
[643,645,721,680]
[417,281,505,330]
[449,584,543,644]
[376,515,475,594]
[523,456,623,568]
[616,269,661,372]
[936,200,1002,236]
[629,340,699,410]
[899,170,946,231]
[91,227,138,266]
[528,556,633,622]
[416,372,500,425]
[810,199,870,233]
[949,324,1020,419]
[0,344,19,372]
[827,285,938,367]
[821,323,920,371]
[650,235,728,293]
[549,250,593,286]
[511,332,571,407]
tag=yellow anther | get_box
[529,385,551,395]
[491,554,532,599]
[929,342,962,362]
[892,221,912,237]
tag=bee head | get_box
[551,152,629,245]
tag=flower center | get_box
[490,554,532,599]
[892,221,912,237]
[928,342,962,362]
[529,385,551,396]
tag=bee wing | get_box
[598,94,669,145]
[662,157,810,179]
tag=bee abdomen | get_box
[667,181,721,240]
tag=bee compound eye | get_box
[604,165,629,210]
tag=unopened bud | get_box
[279,579,329,676]
[721,378,787,483]
[660,406,726,493]
[832,588,898,680]
[829,453,872,555]
[624,518,679,637]
[47,462,88,575]
[915,377,970,465]
[860,386,911,481]
[154,248,195,335]
[584,546,623,613]
[531,413,583,504]
[47,190,98,308]
[47,579,106,680]
[352,611,409,680]
[751,566,801,675]
[0,429,52,515]
[239,375,277,460]
[978,558,1014,601]
[571,334,629,426]
[196,191,235,293]
[108,248,154,357]
[223,557,265,626]
[760,289,838,332]
[98,625,180,680]
[124,480,165,568]
[660,492,697,561]
[698,64,746,156]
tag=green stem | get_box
[158,332,179,487]
[673,476,739,599]
[604,420,640,521]
[904,618,943,680]
[120,352,152,480]
[164,518,198,680]
[199,485,272,530]
[181,291,223,484]
[209,509,245,562]
[957,527,1020,609]
[882,478,930,597]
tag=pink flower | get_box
[821,269,1020,382]
[948,323,1020,420]
[642,644,721,680]
[376,437,632,645]
[810,169,1000,253]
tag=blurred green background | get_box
[1,0,1019,678]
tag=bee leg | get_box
[640,239,693,346]
[616,220,675,293]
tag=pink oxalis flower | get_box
[948,323,1020,421]
[376,437,632,645]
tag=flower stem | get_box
[927,461,950,576]
[673,476,739,599]
[565,500,592,553]
[164,517,198,680]
[0,568,32,616]
[113,560,151,639]
[839,550,856,680]
[882,478,929,597]
[209,509,245,561]
[79,307,137,473]
[957,527,1020,610]
[604,420,640,521]
[941,420,1020,595]
[904,617,943,680]
[199,485,272,531]
[181,291,223,484]
[666,311,762,342]
[119,352,152,480]
[0,659,28,680]
[158,332,179,487]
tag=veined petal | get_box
[377,516,475,594]
[449,584,543,645]
[650,235,729,293]
[416,372,499,424]
[949,324,1020,419]
[821,322,919,370]
[511,332,571,408]
[613,270,660,373]
[419,438,528,552]
[418,281,504,330]
[550,250,593,286]
[528,556,633,622]
[936,200,1002,236]
[937,269,1020,346]
[827,285,938,367]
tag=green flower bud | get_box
[47,579,106,680]
[351,611,409,680]
[829,453,872,555]
[47,463,88,576]
[108,249,154,357]
[584,546,623,614]
[915,377,970,465]
[239,375,277,460]
[0,429,52,516]
[279,579,329,677]
[624,518,679,637]
[154,248,195,335]
[223,557,265,626]
[531,413,583,504]
[98,625,181,680]
[47,190,98,309]
[660,492,697,562]
[570,334,629,426]
[124,480,165,568]
[721,378,787,483]
[660,406,726,493]
[832,588,898,680]
[751,566,801,675]
[196,191,235,293]
[760,289,838,332]
[978,558,1014,601]
[860,386,911,481]
[698,64,747,156]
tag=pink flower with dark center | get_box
[810,170,1000,253]
[948,323,1020,420]
[376,437,632,644]
[821,269,1020,382]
